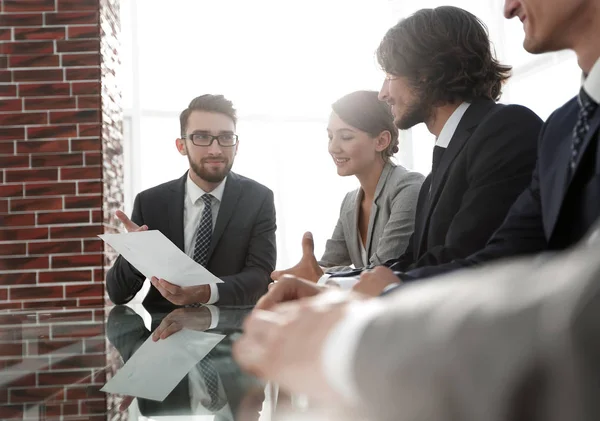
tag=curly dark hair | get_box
[179,94,237,137]
[332,90,399,160]
[376,6,511,107]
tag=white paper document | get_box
[99,230,222,287]
[101,329,226,401]
[325,276,360,290]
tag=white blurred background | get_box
[118,0,581,269]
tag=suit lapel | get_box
[415,99,496,253]
[365,163,393,257]
[343,190,362,266]
[168,173,186,251]
[206,173,242,262]
[547,109,600,238]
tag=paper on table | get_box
[99,230,222,287]
[101,329,225,401]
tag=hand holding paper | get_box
[99,230,222,288]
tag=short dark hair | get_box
[179,94,237,137]
[376,6,511,105]
[332,90,399,159]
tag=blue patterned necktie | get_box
[570,88,598,172]
[192,194,213,267]
[198,355,223,412]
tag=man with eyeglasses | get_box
[106,94,277,308]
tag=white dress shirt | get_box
[184,174,227,305]
[317,102,471,290]
[321,60,600,405]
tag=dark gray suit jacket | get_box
[106,171,277,307]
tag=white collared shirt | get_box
[583,57,600,103]
[184,173,227,305]
[436,101,471,148]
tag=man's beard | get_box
[188,156,233,183]
[395,98,431,131]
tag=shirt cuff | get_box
[317,273,331,285]
[204,304,220,329]
[206,284,219,305]
[381,282,401,295]
[321,299,385,404]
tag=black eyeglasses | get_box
[184,133,239,147]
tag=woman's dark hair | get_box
[332,90,399,160]
[376,6,511,106]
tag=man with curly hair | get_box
[272,6,543,292]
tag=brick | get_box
[0,98,23,112]
[9,387,64,403]
[28,240,82,255]
[0,256,49,270]
[39,310,94,323]
[37,210,88,225]
[0,302,22,310]
[80,399,108,415]
[77,180,101,194]
[0,70,12,83]
[31,153,83,168]
[84,151,101,166]
[51,109,99,124]
[65,384,104,400]
[45,11,99,26]
[64,194,101,209]
[0,84,18,97]
[1,213,35,227]
[3,0,55,12]
[0,155,28,169]
[51,354,106,370]
[70,137,100,151]
[0,272,36,285]
[56,39,99,53]
[60,166,101,180]
[5,168,58,183]
[14,27,66,41]
[0,127,25,141]
[0,142,14,154]
[0,28,10,41]
[71,81,99,95]
[22,299,76,309]
[76,95,100,109]
[8,54,60,68]
[10,197,62,212]
[51,253,103,269]
[30,339,83,355]
[25,181,77,196]
[0,342,24,356]
[0,243,27,256]
[17,140,69,154]
[92,267,103,282]
[52,322,103,338]
[50,225,102,240]
[0,112,47,126]
[58,0,98,11]
[0,184,24,197]
[65,67,100,81]
[39,270,92,284]
[91,210,101,223]
[0,13,44,27]
[27,124,76,139]
[19,83,70,97]
[62,53,100,67]
[13,69,64,82]
[78,123,100,137]
[24,96,76,110]
[3,41,54,54]
[0,372,36,388]
[85,338,105,354]
[83,239,102,253]
[39,370,94,386]
[0,227,47,241]
[10,286,63,301]
[67,25,99,40]
[65,282,104,299]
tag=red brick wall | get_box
[0,0,122,309]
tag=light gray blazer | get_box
[352,221,600,421]
[318,163,424,272]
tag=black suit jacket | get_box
[106,171,277,307]
[404,95,600,281]
[331,99,542,278]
